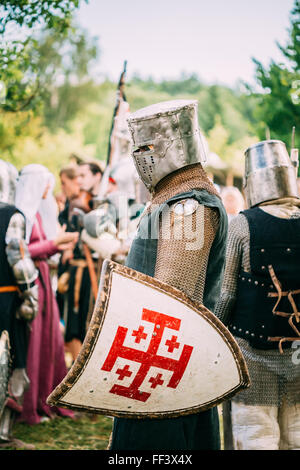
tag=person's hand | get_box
[54,224,79,249]
[114,241,129,257]
[61,248,74,264]
[55,235,78,252]
[57,241,77,252]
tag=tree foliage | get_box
[0,71,259,180]
[0,0,86,111]
[250,0,300,152]
[32,26,99,130]
[0,1,260,183]
[0,0,82,32]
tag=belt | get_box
[69,259,98,268]
[69,259,88,268]
[0,286,20,293]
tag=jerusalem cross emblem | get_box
[101,308,194,402]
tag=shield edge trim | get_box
[0,330,11,419]
[47,259,250,419]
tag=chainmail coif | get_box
[149,163,220,209]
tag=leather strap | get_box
[82,243,98,301]
[267,264,300,353]
[0,286,19,293]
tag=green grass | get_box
[3,413,113,450]
[2,408,224,451]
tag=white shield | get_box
[47,260,250,418]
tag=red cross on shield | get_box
[47,260,250,419]
[101,308,193,402]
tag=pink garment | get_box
[20,213,74,424]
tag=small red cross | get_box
[116,364,132,380]
[132,325,147,343]
[149,373,164,389]
[165,335,180,353]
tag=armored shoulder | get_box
[171,198,219,232]
[5,212,38,287]
[155,198,220,304]
[171,198,199,216]
[5,211,26,243]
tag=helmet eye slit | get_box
[133,144,154,155]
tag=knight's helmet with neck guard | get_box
[127,100,207,192]
[243,139,299,208]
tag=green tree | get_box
[206,115,257,177]
[250,0,300,152]
[0,0,86,111]
[34,26,99,131]
[0,1,82,32]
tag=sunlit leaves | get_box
[250,0,300,156]
[0,0,86,111]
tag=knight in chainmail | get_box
[108,100,228,450]
[0,159,38,449]
[215,140,300,450]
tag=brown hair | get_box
[78,161,103,177]
[59,166,78,180]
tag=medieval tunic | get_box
[0,205,28,370]
[20,213,74,424]
[110,164,228,450]
[57,201,92,345]
[62,254,91,344]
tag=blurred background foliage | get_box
[0,0,299,181]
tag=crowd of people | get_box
[0,98,299,451]
[0,156,144,449]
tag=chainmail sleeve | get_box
[5,212,39,322]
[154,200,219,305]
[214,214,250,325]
[5,212,38,287]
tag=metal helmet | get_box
[127,100,207,191]
[243,140,299,208]
[0,159,18,204]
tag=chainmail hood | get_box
[149,163,220,211]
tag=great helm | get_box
[243,140,299,208]
[127,100,207,191]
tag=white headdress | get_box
[0,159,19,204]
[15,164,58,243]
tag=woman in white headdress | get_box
[15,164,78,425]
